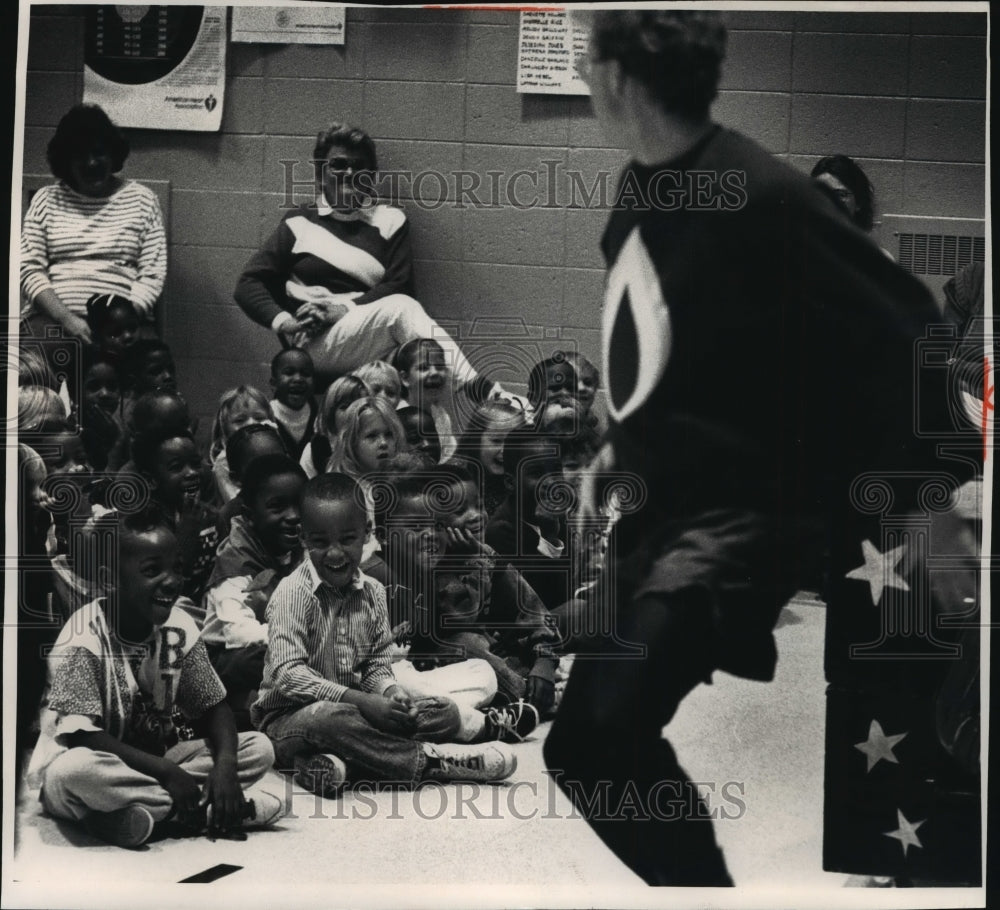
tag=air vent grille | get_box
[897,233,985,276]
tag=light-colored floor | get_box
[8,596,853,907]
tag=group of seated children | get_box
[17,306,610,849]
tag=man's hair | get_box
[592,11,727,120]
[810,154,876,232]
[241,453,306,506]
[270,346,314,376]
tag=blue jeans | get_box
[260,697,460,785]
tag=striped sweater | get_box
[20,180,167,321]
[234,201,414,331]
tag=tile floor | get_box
[8,596,856,908]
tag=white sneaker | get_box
[293,752,348,799]
[242,782,291,827]
[423,742,516,782]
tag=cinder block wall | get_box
[21,6,987,436]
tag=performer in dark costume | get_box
[543,10,981,887]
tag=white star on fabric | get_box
[883,809,925,857]
[846,539,910,605]
[854,719,907,772]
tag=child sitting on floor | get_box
[121,338,177,398]
[269,348,316,461]
[354,359,402,410]
[216,423,289,538]
[429,462,559,716]
[300,374,368,479]
[209,385,275,504]
[454,400,528,518]
[485,429,575,612]
[131,430,219,614]
[77,347,123,472]
[203,454,306,730]
[26,505,287,848]
[110,388,193,476]
[85,293,140,361]
[251,473,516,797]
[371,469,539,743]
[327,396,409,572]
[394,338,457,460]
[397,405,441,466]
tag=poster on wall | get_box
[231,5,346,44]
[517,10,590,95]
[82,6,226,132]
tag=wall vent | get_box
[897,233,985,276]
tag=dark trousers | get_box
[207,642,267,731]
[543,589,733,886]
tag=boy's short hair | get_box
[392,337,445,376]
[370,466,481,534]
[129,390,189,435]
[79,502,174,582]
[591,11,726,120]
[226,423,286,481]
[241,453,306,505]
[270,346,314,375]
[302,471,367,517]
[132,429,193,475]
[354,359,401,392]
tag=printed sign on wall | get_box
[83,6,226,132]
[231,5,346,45]
[517,10,590,96]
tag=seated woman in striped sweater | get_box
[234,122,505,404]
[20,104,167,354]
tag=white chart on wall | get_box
[82,5,226,132]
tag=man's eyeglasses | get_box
[324,156,371,174]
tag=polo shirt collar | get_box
[316,193,364,222]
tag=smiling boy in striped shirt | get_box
[252,472,515,797]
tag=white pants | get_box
[40,732,274,823]
[300,294,477,385]
[392,658,497,743]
